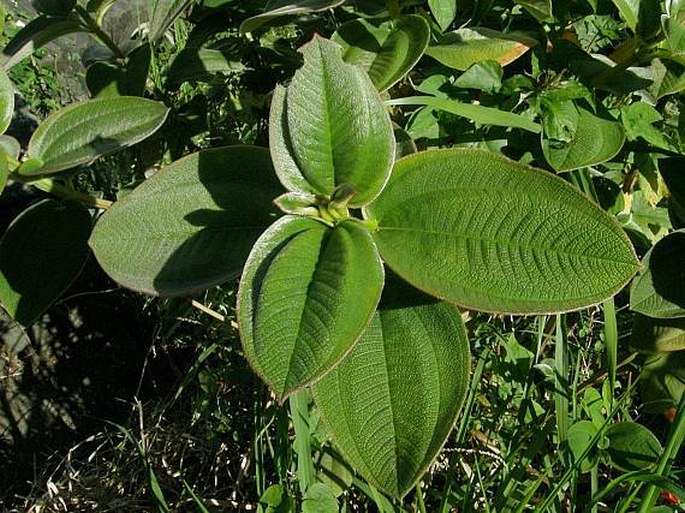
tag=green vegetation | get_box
[1,0,684,511]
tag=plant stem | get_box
[555,314,569,448]
[636,392,685,512]
[30,177,113,210]
[75,5,127,59]
[603,297,618,412]
[289,390,315,496]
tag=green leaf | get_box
[612,0,639,30]
[542,106,625,172]
[20,96,169,176]
[86,45,151,98]
[428,0,457,31]
[270,36,394,207]
[387,96,541,133]
[315,451,353,497]
[237,216,384,401]
[567,421,600,473]
[659,156,685,208]
[365,148,640,314]
[90,146,282,296]
[1,16,85,70]
[649,59,685,100]
[425,27,537,71]
[30,0,76,16]
[515,0,554,22]
[0,134,21,159]
[640,350,685,413]
[332,15,430,92]
[302,483,338,513]
[147,0,192,42]
[604,422,663,471]
[631,315,685,352]
[311,278,470,499]
[0,199,91,326]
[240,0,345,35]
[612,0,660,36]
[166,47,245,89]
[539,98,579,144]
[0,150,7,195]
[453,60,503,92]
[621,102,675,151]
[630,229,685,319]
[0,67,13,134]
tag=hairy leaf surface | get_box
[630,229,685,318]
[0,200,91,326]
[90,146,282,296]
[21,97,168,176]
[366,149,640,314]
[312,279,470,499]
[604,422,662,471]
[270,36,394,207]
[332,16,430,92]
[238,216,384,400]
[0,67,13,134]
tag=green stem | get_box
[29,177,113,210]
[75,5,127,59]
[603,297,618,412]
[289,390,315,496]
[555,314,569,448]
[636,391,685,512]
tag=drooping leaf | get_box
[640,350,685,413]
[604,422,663,471]
[270,36,394,207]
[425,27,537,71]
[20,97,169,176]
[630,229,685,319]
[311,278,470,499]
[542,106,625,172]
[0,67,13,134]
[567,421,600,473]
[31,0,76,16]
[147,0,192,42]
[428,0,457,31]
[0,200,91,326]
[365,148,640,314]
[631,315,685,352]
[90,146,282,296]
[166,48,245,89]
[387,96,541,133]
[237,216,384,401]
[1,16,85,70]
[332,15,430,92]
[240,0,345,34]
[86,45,151,98]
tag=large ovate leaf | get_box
[631,315,685,352]
[0,67,13,134]
[147,0,192,42]
[1,16,85,70]
[90,146,282,296]
[270,36,394,207]
[604,422,662,471]
[240,0,345,34]
[20,97,169,176]
[332,15,430,92]
[365,149,640,314]
[425,27,536,71]
[238,216,384,401]
[542,106,625,172]
[0,199,91,326]
[630,229,685,318]
[86,45,151,98]
[311,278,470,499]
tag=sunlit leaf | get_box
[0,200,91,326]
[630,229,685,319]
[0,67,13,134]
[542,106,625,172]
[365,148,640,314]
[147,0,192,42]
[240,0,345,34]
[428,0,457,31]
[238,216,384,401]
[270,36,394,207]
[425,27,537,71]
[312,278,470,499]
[332,15,430,92]
[20,96,169,176]
[90,146,283,296]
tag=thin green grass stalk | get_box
[439,348,489,513]
[253,384,266,509]
[603,297,618,411]
[636,391,685,512]
[590,467,598,513]
[182,480,211,513]
[289,389,315,495]
[586,470,685,511]
[473,457,492,513]
[555,314,569,448]
[415,481,427,513]
[353,478,404,513]
[512,474,545,513]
